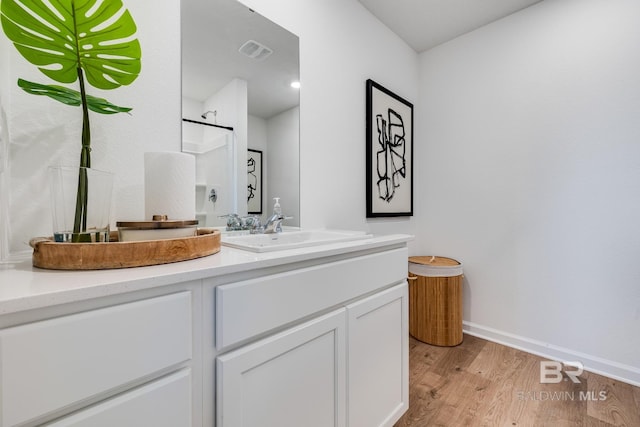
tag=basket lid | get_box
[409,256,463,277]
[409,256,460,266]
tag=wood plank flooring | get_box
[394,335,640,427]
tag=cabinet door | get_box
[45,369,191,427]
[347,283,408,427]
[217,309,346,427]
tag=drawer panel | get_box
[216,247,407,350]
[45,369,192,427]
[0,292,192,427]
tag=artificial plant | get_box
[0,0,141,241]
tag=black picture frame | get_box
[366,79,414,217]
[247,149,263,214]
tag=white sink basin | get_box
[221,229,372,252]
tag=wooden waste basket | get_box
[408,256,463,346]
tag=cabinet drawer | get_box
[0,292,192,427]
[216,247,407,350]
[45,369,192,427]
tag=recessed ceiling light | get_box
[290,81,301,89]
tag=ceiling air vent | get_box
[238,40,273,60]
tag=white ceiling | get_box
[182,0,544,120]
[358,0,543,53]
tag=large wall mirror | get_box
[181,0,300,228]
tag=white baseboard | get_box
[463,321,640,388]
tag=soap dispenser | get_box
[273,197,282,215]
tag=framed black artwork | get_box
[366,79,413,217]
[247,149,262,214]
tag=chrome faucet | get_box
[219,214,262,232]
[263,213,285,234]
[261,197,292,234]
[219,213,242,230]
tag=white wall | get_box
[239,0,419,236]
[1,0,181,255]
[0,34,9,259]
[248,115,268,153]
[267,106,300,225]
[248,114,268,214]
[182,96,205,149]
[416,0,640,384]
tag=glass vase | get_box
[49,166,114,243]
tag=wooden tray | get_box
[30,228,221,270]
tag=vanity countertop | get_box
[0,234,412,315]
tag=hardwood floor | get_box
[394,335,640,427]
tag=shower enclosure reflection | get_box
[181,0,300,227]
[182,120,236,226]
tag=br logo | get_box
[540,361,584,384]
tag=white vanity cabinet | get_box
[0,233,411,427]
[0,289,198,427]
[213,246,409,427]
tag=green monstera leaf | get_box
[1,0,141,90]
[17,78,132,114]
[1,0,142,242]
